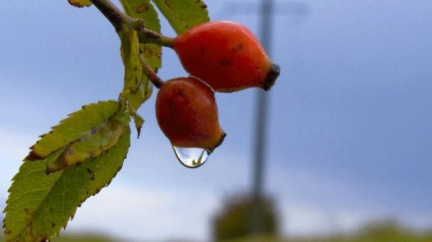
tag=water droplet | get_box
[173,146,210,168]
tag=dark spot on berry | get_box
[220,58,232,66]
[200,45,206,55]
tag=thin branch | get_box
[91,0,170,88]
[91,0,175,46]
[90,0,133,31]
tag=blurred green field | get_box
[1,221,432,241]
[0,233,119,242]
[229,221,432,242]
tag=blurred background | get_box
[1,0,432,241]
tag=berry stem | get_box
[138,29,175,48]
[139,53,164,88]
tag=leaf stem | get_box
[139,54,164,88]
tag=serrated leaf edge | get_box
[26,101,120,161]
[3,130,131,241]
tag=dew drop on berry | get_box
[173,146,210,168]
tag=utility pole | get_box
[222,0,309,235]
[251,0,274,235]
[251,0,309,235]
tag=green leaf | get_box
[68,0,92,8]
[151,0,209,34]
[119,0,162,111]
[27,100,120,162]
[119,27,145,111]
[46,114,130,173]
[3,126,131,242]
[119,0,162,68]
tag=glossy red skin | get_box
[174,21,273,92]
[156,77,225,152]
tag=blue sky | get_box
[1,0,432,240]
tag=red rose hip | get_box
[155,77,225,152]
[173,21,280,92]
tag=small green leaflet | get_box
[127,104,145,138]
[119,26,145,111]
[120,0,162,72]
[27,100,120,162]
[151,0,209,34]
[3,127,131,242]
[68,0,92,8]
[119,0,162,135]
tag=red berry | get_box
[155,77,225,152]
[173,21,280,92]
